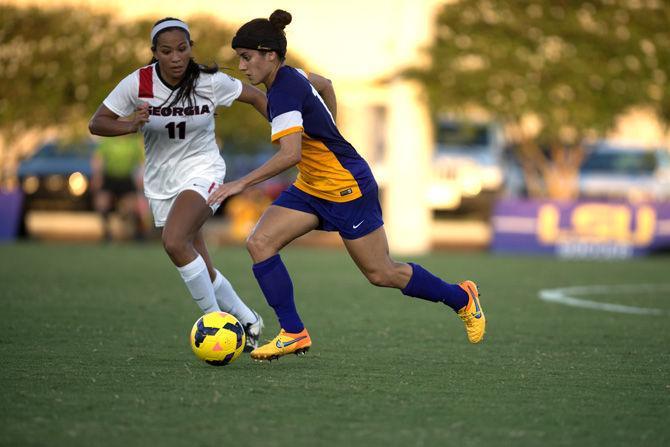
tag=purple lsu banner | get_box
[491,199,670,258]
[0,188,23,242]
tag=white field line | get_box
[538,284,670,316]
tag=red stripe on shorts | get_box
[208,182,216,193]
[138,66,154,98]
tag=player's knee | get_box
[365,269,394,288]
[246,231,272,260]
[366,262,410,288]
[162,232,187,258]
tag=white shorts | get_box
[148,177,223,227]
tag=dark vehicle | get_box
[17,141,96,212]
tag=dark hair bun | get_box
[269,10,292,30]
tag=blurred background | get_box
[1,0,669,258]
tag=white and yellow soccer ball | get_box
[190,312,246,366]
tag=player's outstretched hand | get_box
[131,103,150,132]
[207,180,246,206]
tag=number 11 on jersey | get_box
[166,122,186,139]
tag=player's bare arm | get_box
[236,83,268,119]
[207,131,302,205]
[89,103,149,136]
[308,72,337,120]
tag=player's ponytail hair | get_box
[269,9,292,32]
[231,9,292,61]
[149,17,218,108]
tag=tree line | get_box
[409,0,669,199]
[0,5,272,187]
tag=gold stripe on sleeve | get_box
[271,126,304,142]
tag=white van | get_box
[429,119,505,214]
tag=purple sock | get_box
[401,263,469,312]
[252,254,304,333]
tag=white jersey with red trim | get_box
[103,63,243,199]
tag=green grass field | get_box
[1,242,668,446]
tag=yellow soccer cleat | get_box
[457,280,486,343]
[250,328,312,361]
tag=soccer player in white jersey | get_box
[88,17,267,351]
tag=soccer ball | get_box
[190,312,246,366]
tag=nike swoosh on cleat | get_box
[465,284,482,318]
[471,303,482,319]
[473,298,481,317]
[276,335,308,349]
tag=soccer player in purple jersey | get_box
[208,10,485,361]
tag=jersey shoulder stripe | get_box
[272,126,303,142]
[139,66,154,98]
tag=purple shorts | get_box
[273,184,384,240]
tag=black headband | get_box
[231,34,285,55]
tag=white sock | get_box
[213,269,256,326]
[177,255,220,314]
